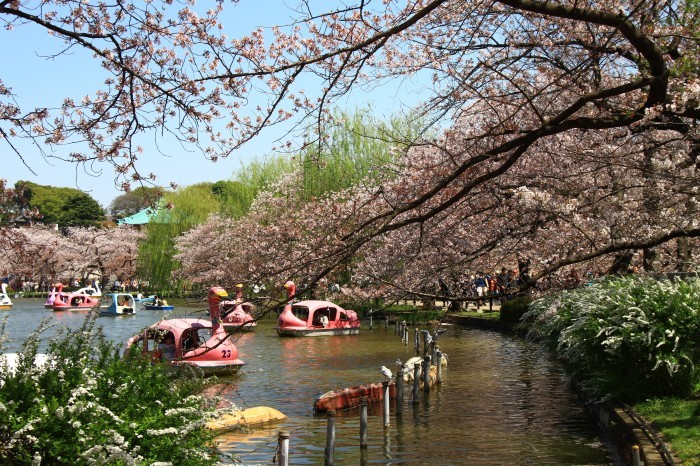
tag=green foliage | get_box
[523,276,700,401]
[138,184,221,290]
[61,193,106,227]
[14,181,105,227]
[297,107,426,201]
[389,309,445,325]
[211,107,429,217]
[217,155,296,219]
[0,314,217,465]
[211,180,259,219]
[499,296,534,323]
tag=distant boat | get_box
[44,283,61,308]
[216,291,257,331]
[144,304,175,311]
[100,293,136,316]
[52,291,100,311]
[142,295,173,311]
[144,298,174,311]
[45,283,70,309]
[75,281,102,298]
[275,300,361,337]
[0,283,12,310]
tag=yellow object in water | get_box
[206,406,287,433]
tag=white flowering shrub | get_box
[523,276,700,400]
[0,314,219,465]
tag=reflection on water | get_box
[2,299,617,465]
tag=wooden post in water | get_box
[436,350,443,384]
[325,410,336,466]
[369,315,373,330]
[382,381,390,427]
[277,431,290,466]
[385,316,389,330]
[412,363,420,405]
[414,328,420,354]
[421,330,431,357]
[423,355,431,393]
[360,398,368,449]
[395,365,404,415]
[394,319,398,334]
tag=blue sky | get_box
[1,1,425,208]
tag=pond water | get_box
[2,298,619,465]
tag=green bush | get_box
[499,296,534,323]
[0,314,219,465]
[522,276,700,401]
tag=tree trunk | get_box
[676,238,691,272]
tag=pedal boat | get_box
[144,304,175,311]
[52,290,100,311]
[219,300,257,332]
[276,300,361,337]
[0,283,12,310]
[125,287,244,376]
[100,293,136,315]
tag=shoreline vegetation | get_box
[442,277,699,465]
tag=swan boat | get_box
[75,281,102,298]
[0,283,12,310]
[276,300,361,337]
[219,299,257,332]
[100,293,136,315]
[45,283,71,309]
[125,286,245,375]
[52,290,100,311]
[44,283,62,308]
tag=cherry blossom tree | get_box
[3,224,73,287]
[4,1,700,297]
[62,226,145,284]
[4,224,143,288]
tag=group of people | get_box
[152,295,168,307]
[465,268,528,307]
[430,264,532,309]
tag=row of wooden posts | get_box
[275,318,443,466]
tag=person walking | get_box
[473,273,487,308]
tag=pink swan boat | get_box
[275,281,361,337]
[125,286,245,375]
[217,286,257,331]
[52,284,101,311]
[44,283,68,309]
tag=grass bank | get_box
[633,398,700,464]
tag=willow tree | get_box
[138,184,220,291]
[297,108,429,200]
